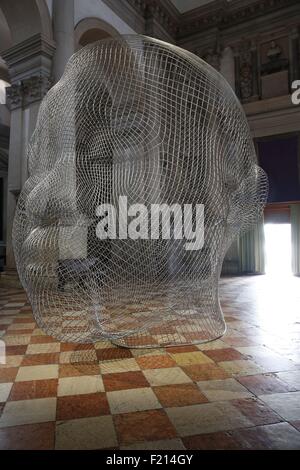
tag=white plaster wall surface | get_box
[46,0,135,33]
[75,0,135,33]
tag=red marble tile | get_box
[60,343,95,352]
[5,345,27,356]
[96,348,133,361]
[59,364,100,377]
[231,422,300,449]
[222,337,259,347]
[120,335,159,348]
[5,328,34,335]
[22,353,60,366]
[232,398,282,426]
[103,371,149,391]
[13,317,34,323]
[8,379,58,401]
[182,363,231,381]
[30,335,57,344]
[136,355,176,369]
[237,374,297,396]
[183,431,242,450]
[153,383,209,407]
[167,345,199,354]
[203,348,246,362]
[57,393,110,420]
[114,409,177,445]
[0,367,18,383]
[19,307,33,313]
[0,422,55,449]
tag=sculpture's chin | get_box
[26,274,226,347]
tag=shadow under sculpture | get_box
[13,35,268,347]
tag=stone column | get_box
[52,0,75,81]
[233,49,241,99]
[290,27,300,84]
[220,46,235,91]
[1,34,55,284]
[251,41,259,101]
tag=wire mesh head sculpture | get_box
[13,35,268,347]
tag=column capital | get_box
[6,75,53,110]
[2,33,55,110]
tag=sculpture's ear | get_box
[227,164,268,233]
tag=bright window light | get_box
[264,223,292,276]
[0,79,10,105]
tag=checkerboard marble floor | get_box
[0,275,300,449]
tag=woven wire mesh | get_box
[13,35,268,347]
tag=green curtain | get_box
[291,204,300,276]
[238,219,265,274]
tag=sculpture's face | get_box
[13,36,267,346]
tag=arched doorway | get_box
[75,17,120,50]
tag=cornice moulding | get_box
[178,0,300,38]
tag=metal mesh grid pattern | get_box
[13,35,268,347]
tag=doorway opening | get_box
[264,223,292,276]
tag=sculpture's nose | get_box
[26,155,77,224]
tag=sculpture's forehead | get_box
[71,39,204,84]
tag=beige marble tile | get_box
[7,323,36,331]
[276,371,300,390]
[259,392,300,421]
[3,335,31,346]
[0,383,13,402]
[58,375,104,396]
[121,438,185,450]
[107,387,162,414]
[31,329,48,336]
[1,355,23,367]
[5,303,25,308]
[236,346,298,372]
[26,343,61,354]
[170,351,214,366]
[0,319,14,325]
[55,416,118,449]
[16,365,59,382]
[59,350,97,364]
[0,398,57,427]
[219,360,266,376]
[196,340,228,351]
[100,358,140,374]
[94,341,118,350]
[166,401,252,436]
[131,348,166,357]
[197,378,254,401]
[143,367,192,386]
[0,310,20,316]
